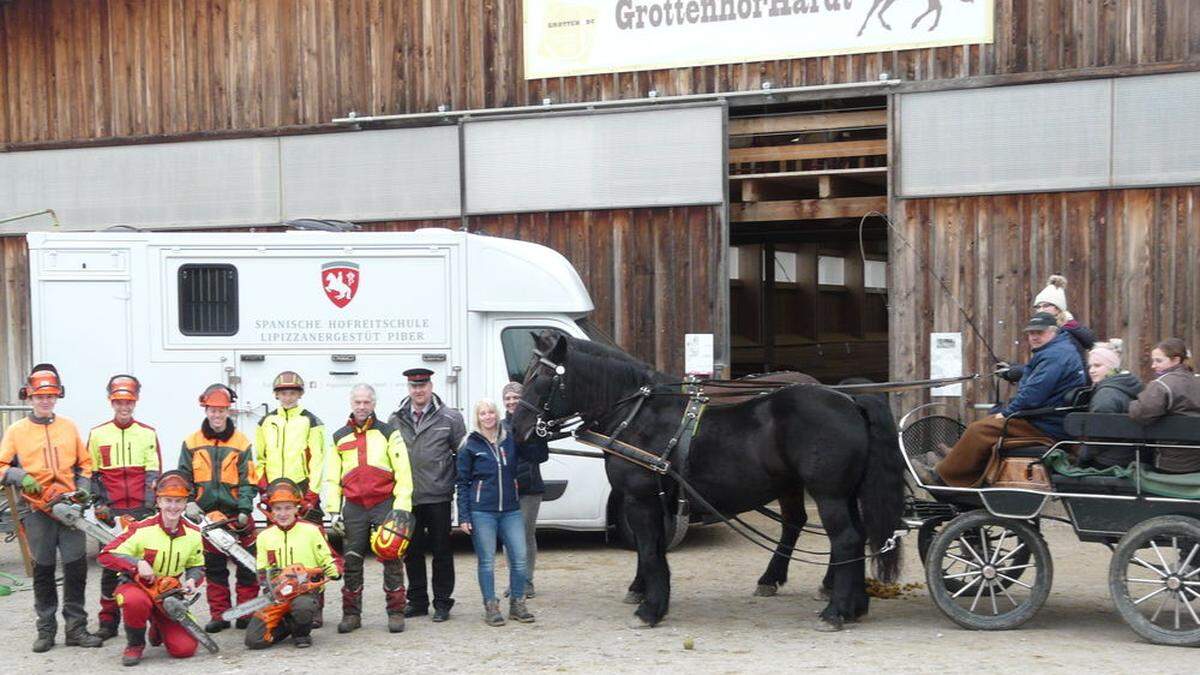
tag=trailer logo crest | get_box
[321,261,360,308]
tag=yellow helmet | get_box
[371,511,413,561]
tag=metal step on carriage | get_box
[900,404,1200,647]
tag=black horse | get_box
[511,332,906,630]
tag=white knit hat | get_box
[1033,274,1069,313]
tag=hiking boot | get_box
[509,597,535,623]
[204,619,231,633]
[388,614,405,633]
[294,634,313,648]
[526,581,536,599]
[64,623,103,648]
[121,645,145,666]
[32,631,55,653]
[95,622,120,641]
[432,607,450,622]
[235,617,251,630]
[403,605,428,618]
[337,614,361,634]
[484,600,506,627]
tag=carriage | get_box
[901,405,1200,646]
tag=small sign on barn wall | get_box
[523,0,994,79]
[685,333,715,377]
[930,332,963,397]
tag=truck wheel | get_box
[611,497,688,551]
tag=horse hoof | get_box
[623,591,645,605]
[628,617,656,629]
[813,618,844,633]
[754,584,778,597]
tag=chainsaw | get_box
[137,575,219,654]
[183,502,258,572]
[224,564,329,641]
[46,491,128,545]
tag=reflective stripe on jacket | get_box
[87,420,161,510]
[178,427,255,515]
[325,414,413,513]
[255,520,341,578]
[99,514,205,581]
[255,406,325,490]
[0,415,92,512]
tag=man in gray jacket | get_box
[389,368,466,622]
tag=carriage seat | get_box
[1064,412,1200,443]
[700,371,818,408]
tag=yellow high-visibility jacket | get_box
[255,520,340,578]
[87,419,161,510]
[99,514,205,582]
[324,414,412,513]
[255,406,325,492]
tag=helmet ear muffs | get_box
[18,386,28,401]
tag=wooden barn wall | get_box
[890,187,1200,413]
[0,206,721,397]
[2,0,1198,147]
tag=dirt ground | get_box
[0,508,1194,673]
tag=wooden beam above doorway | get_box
[728,110,887,136]
[728,139,887,164]
[730,196,887,222]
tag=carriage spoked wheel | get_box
[1109,515,1200,646]
[920,516,1036,596]
[925,510,1052,630]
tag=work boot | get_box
[204,619,231,633]
[122,627,146,666]
[337,614,361,634]
[95,622,120,641]
[432,606,450,622]
[403,605,428,618]
[235,617,251,630]
[509,597,535,623]
[484,600,506,627]
[294,634,313,648]
[388,613,405,633]
[384,586,407,633]
[32,631,55,653]
[64,621,104,648]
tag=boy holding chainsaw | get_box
[240,478,341,649]
[87,374,162,640]
[178,383,259,633]
[99,471,211,666]
[0,363,103,652]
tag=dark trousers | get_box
[25,510,88,634]
[404,501,455,611]
[342,500,405,616]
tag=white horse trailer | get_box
[25,228,616,534]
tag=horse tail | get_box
[855,391,905,583]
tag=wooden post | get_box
[5,486,32,578]
[762,244,777,371]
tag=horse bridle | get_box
[519,348,573,438]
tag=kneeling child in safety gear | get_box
[244,479,341,649]
[98,471,208,667]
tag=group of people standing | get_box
[915,274,1200,487]
[0,364,549,666]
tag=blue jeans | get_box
[469,509,528,603]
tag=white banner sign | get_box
[685,333,715,376]
[524,0,994,79]
[930,332,963,397]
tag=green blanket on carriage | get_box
[1044,450,1200,500]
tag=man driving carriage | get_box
[917,312,1087,487]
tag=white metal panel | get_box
[898,80,1112,197]
[464,105,724,214]
[280,127,461,221]
[1113,72,1200,186]
[0,138,280,230]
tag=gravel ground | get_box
[0,508,1194,673]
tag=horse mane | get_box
[564,337,670,417]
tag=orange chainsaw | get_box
[223,564,329,642]
[137,575,219,654]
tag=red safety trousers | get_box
[114,583,197,658]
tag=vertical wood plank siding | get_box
[0,207,721,396]
[890,188,1200,412]
[3,0,1198,146]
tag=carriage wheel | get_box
[925,511,1051,630]
[1109,515,1200,647]
[920,515,1035,596]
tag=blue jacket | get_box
[504,417,549,495]
[456,429,521,523]
[999,330,1087,439]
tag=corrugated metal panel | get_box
[280,127,461,220]
[463,105,724,214]
[1113,72,1200,187]
[0,138,280,230]
[897,80,1112,197]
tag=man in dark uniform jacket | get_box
[388,368,466,622]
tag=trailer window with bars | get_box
[178,264,239,336]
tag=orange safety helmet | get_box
[106,374,141,402]
[19,363,64,399]
[272,371,305,392]
[155,471,193,499]
[265,478,304,505]
[198,383,236,408]
[370,511,414,561]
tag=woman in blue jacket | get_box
[456,399,534,626]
